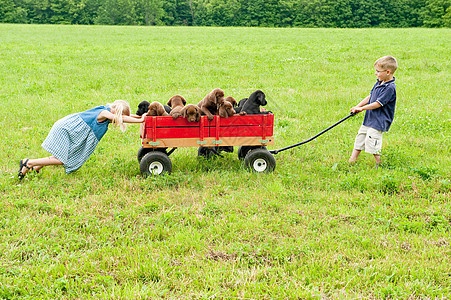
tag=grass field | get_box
[1,24,450,299]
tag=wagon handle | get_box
[269,112,356,155]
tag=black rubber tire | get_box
[237,145,267,160]
[244,148,276,173]
[137,147,151,163]
[137,147,168,163]
[139,151,172,176]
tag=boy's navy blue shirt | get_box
[363,77,396,132]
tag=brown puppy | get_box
[224,96,246,115]
[224,96,237,107]
[181,104,201,122]
[197,88,225,121]
[147,101,169,116]
[167,95,187,119]
[218,101,235,118]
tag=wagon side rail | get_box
[141,114,275,148]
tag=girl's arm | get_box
[98,111,145,123]
[122,114,146,123]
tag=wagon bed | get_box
[138,114,276,175]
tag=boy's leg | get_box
[364,127,383,166]
[349,149,361,163]
[349,125,367,163]
[373,154,381,166]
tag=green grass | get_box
[1,24,450,299]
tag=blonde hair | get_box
[374,56,398,73]
[111,100,131,132]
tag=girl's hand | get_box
[140,115,146,123]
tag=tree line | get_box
[1,0,450,27]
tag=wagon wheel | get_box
[139,151,172,176]
[137,147,168,163]
[237,145,267,160]
[244,148,276,173]
[198,147,222,159]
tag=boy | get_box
[349,55,397,166]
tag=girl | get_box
[18,100,144,179]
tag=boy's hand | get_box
[350,106,363,114]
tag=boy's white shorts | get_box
[353,125,383,155]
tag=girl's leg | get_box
[139,122,145,137]
[20,156,63,176]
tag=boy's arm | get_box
[351,101,381,114]
[350,95,381,114]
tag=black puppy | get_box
[233,98,247,114]
[238,90,271,115]
[163,105,171,114]
[136,101,150,116]
[136,101,171,116]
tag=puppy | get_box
[225,96,247,115]
[240,90,271,115]
[147,101,169,116]
[218,101,235,118]
[136,101,150,116]
[233,98,247,114]
[137,100,171,115]
[164,105,172,114]
[224,96,237,107]
[218,96,237,153]
[167,95,187,119]
[197,88,225,120]
[238,98,248,107]
[180,104,201,122]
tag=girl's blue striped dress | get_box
[42,105,111,173]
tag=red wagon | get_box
[138,114,275,175]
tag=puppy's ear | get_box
[259,93,267,105]
[157,105,163,116]
[181,106,187,118]
[195,107,201,122]
[216,95,225,105]
[181,96,187,106]
[161,105,169,116]
[216,90,225,99]
[167,98,172,107]
[218,107,226,118]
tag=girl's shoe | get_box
[18,159,32,180]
